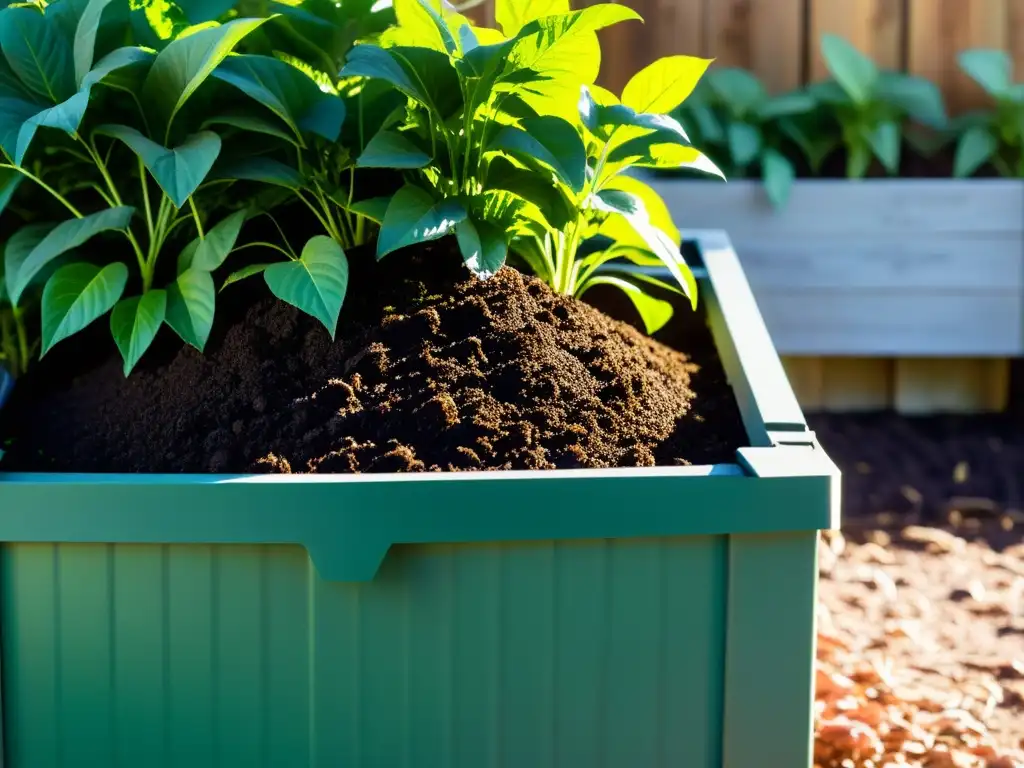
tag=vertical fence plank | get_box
[907,0,1014,113]
[1013,0,1024,81]
[706,0,804,92]
[809,0,906,80]
[590,0,668,96]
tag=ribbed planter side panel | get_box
[1,536,728,768]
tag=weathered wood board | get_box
[651,179,1024,357]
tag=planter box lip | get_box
[646,176,1024,188]
[0,231,839,580]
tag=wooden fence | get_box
[465,0,1024,113]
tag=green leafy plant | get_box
[952,49,1024,178]
[676,67,816,207]
[0,1,275,375]
[338,0,722,334]
[806,34,948,178]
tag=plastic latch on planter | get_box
[768,429,818,449]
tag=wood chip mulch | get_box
[815,526,1024,768]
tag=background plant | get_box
[951,49,1024,178]
[675,67,817,208]
[798,34,948,179]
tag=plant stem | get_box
[0,164,83,218]
[139,157,155,238]
[189,198,205,239]
[12,306,29,377]
[231,241,294,259]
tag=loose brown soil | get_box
[0,244,746,473]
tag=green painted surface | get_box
[2,536,729,768]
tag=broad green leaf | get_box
[761,148,795,209]
[455,218,508,279]
[264,236,348,339]
[73,0,115,87]
[0,7,75,104]
[0,97,40,159]
[40,261,128,356]
[867,120,900,173]
[180,208,248,272]
[357,129,430,169]
[591,189,697,308]
[13,89,89,165]
[202,113,298,145]
[876,72,948,129]
[846,141,872,179]
[953,125,998,178]
[958,49,1012,100]
[806,79,853,107]
[820,34,878,104]
[579,273,674,334]
[0,165,23,219]
[727,121,762,167]
[506,4,640,80]
[213,156,304,189]
[176,239,199,275]
[5,207,134,306]
[621,55,712,116]
[221,262,270,291]
[141,17,268,136]
[501,4,639,118]
[488,115,586,193]
[757,90,817,120]
[485,155,574,230]
[378,185,467,259]
[80,46,154,89]
[348,196,391,224]
[707,68,767,116]
[341,44,426,105]
[388,0,463,55]
[496,0,570,37]
[686,105,725,143]
[110,289,167,376]
[608,134,726,178]
[97,125,221,208]
[600,174,680,247]
[213,55,346,143]
[164,267,215,351]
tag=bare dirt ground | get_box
[815,521,1024,767]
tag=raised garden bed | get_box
[0,231,839,767]
[645,179,1024,358]
[0,1,841,764]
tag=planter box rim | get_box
[0,231,839,582]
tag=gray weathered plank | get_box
[647,178,1024,356]
[755,292,1023,356]
[648,178,1024,235]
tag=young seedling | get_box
[952,49,1024,178]
[809,34,948,178]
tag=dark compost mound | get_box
[1,245,747,473]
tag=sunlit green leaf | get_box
[579,273,674,334]
[488,115,586,193]
[142,17,267,136]
[378,185,467,259]
[621,55,711,115]
[456,217,508,279]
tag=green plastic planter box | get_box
[0,230,840,768]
